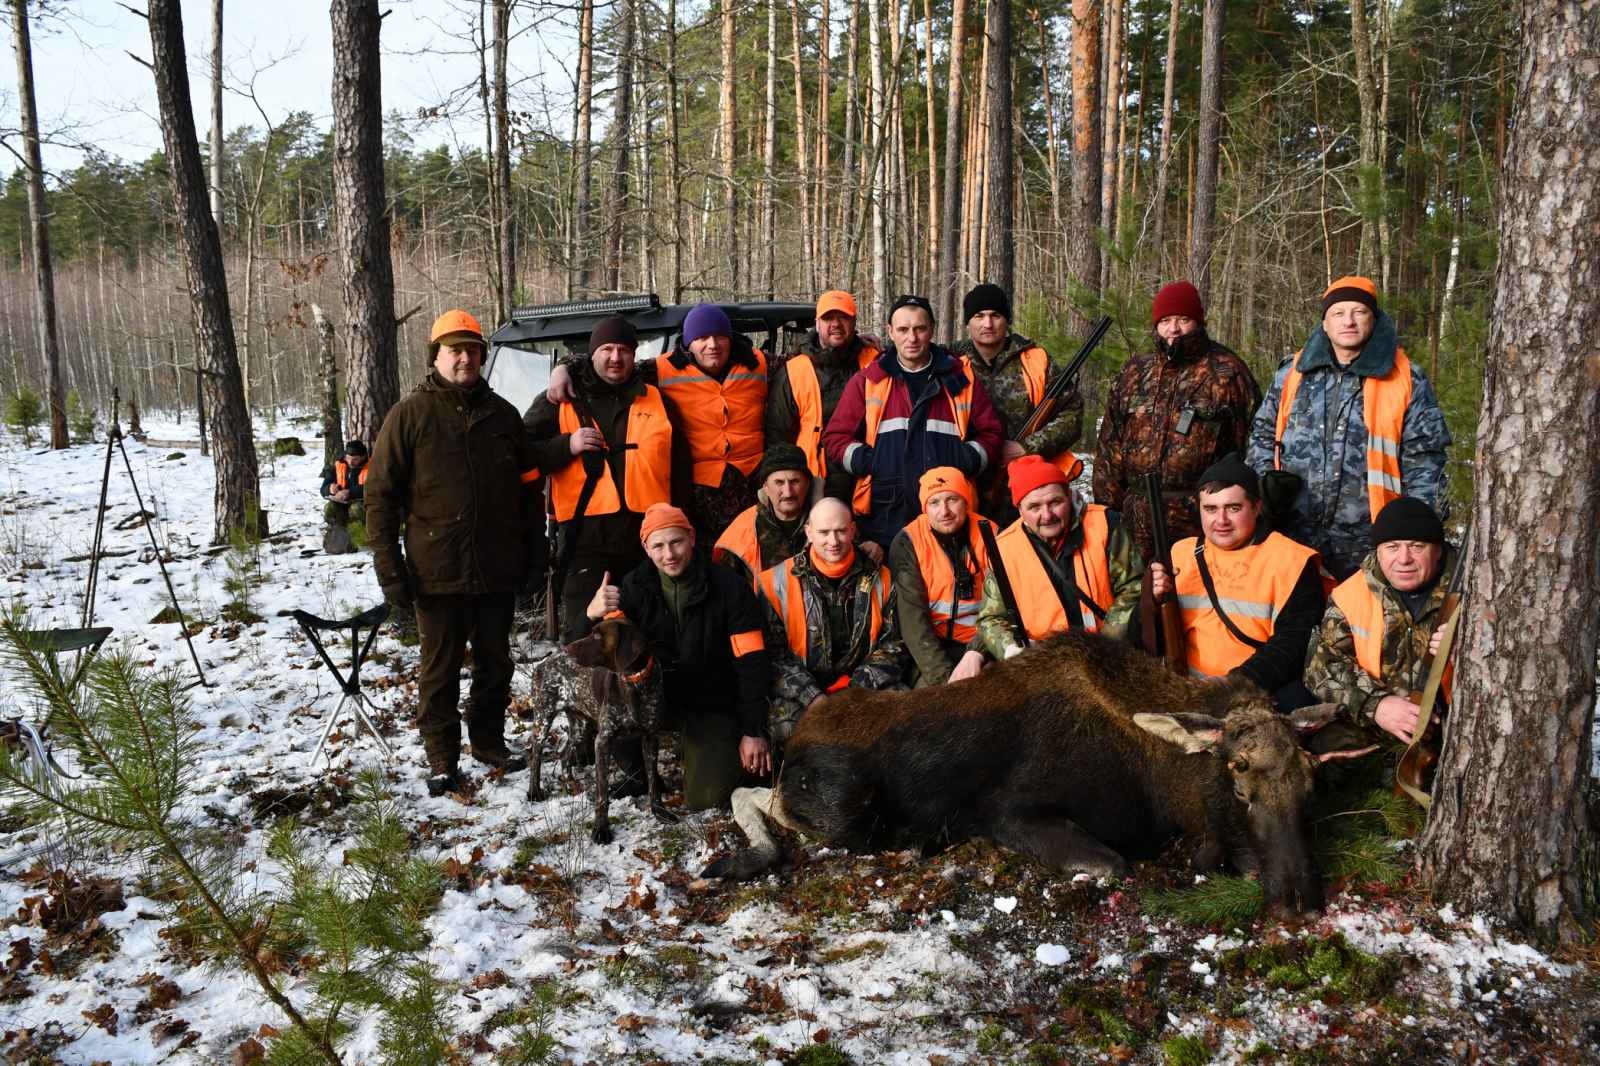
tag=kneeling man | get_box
[1148,454,1324,707]
[759,497,907,745]
[713,443,813,589]
[888,467,992,686]
[1305,496,1455,744]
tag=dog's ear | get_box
[612,621,651,675]
[565,629,609,669]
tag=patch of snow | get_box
[1034,944,1070,966]
[993,895,1018,914]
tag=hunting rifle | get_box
[1395,519,1472,805]
[1143,472,1189,675]
[1013,316,1114,442]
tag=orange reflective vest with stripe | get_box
[1171,532,1319,678]
[333,460,369,491]
[657,349,769,487]
[1329,569,1453,703]
[757,555,891,686]
[852,366,975,516]
[993,505,1113,639]
[786,344,879,482]
[1012,346,1079,476]
[1272,348,1413,521]
[903,514,990,644]
[551,389,672,521]
[713,506,762,587]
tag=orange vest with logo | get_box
[993,505,1114,639]
[1330,570,1453,703]
[786,345,879,482]
[1012,346,1079,476]
[758,554,890,683]
[657,349,769,487]
[1171,532,1319,679]
[904,515,991,644]
[334,460,368,491]
[713,505,762,587]
[852,365,975,516]
[1272,348,1412,521]
[551,388,672,521]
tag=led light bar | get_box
[510,294,661,320]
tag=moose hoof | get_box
[591,823,614,845]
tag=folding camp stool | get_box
[291,605,394,762]
[3,626,114,794]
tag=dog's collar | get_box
[620,656,654,685]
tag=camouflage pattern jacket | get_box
[760,549,908,706]
[973,508,1145,657]
[1304,546,1456,730]
[1093,332,1261,562]
[1245,312,1451,580]
[951,333,1084,459]
[712,491,807,589]
[764,330,881,502]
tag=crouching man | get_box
[586,503,772,809]
[1305,496,1455,745]
[759,497,908,746]
[888,467,992,686]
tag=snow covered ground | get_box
[0,416,1595,1065]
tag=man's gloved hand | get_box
[382,581,415,609]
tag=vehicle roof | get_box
[489,296,816,348]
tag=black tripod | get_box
[82,388,207,688]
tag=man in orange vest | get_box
[758,497,907,746]
[950,283,1084,523]
[1246,276,1451,581]
[713,442,812,589]
[526,314,680,642]
[974,455,1144,661]
[1305,497,1454,744]
[765,290,882,503]
[319,439,369,526]
[1146,453,1325,708]
[888,467,993,687]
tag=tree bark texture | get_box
[1349,0,1381,278]
[983,0,1013,297]
[573,0,595,293]
[1188,0,1224,297]
[720,0,739,293]
[331,0,399,449]
[606,0,635,292]
[312,303,342,470]
[1416,0,1600,945]
[207,0,224,227]
[936,0,968,339]
[493,0,516,315]
[10,0,67,449]
[146,0,262,542]
[1068,0,1101,325]
[1148,0,1179,269]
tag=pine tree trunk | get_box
[1349,0,1380,277]
[789,0,816,296]
[9,0,67,449]
[606,0,635,292]
[1148,0,1179,266]
[936,0,968,339]
[147,0,263,543]
[331,0,399,449]
[573,0,595,294]
[665,0,683,302]
[762,0,778,298]
[1188,0,1224,296]
[815,0,832,276]
[866,0,887,322]
[720,0,739,294]
[493,0,516,314]
[207,0,224,227]
[922,0,938,293]
[1035,11,1063,292]
[983,0,1013,297]
[312,303,343,470]
[1416,0,1600,944]
[1068,0,1101,328]
[1098,0,1122,286]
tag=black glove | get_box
[382,581,414,609]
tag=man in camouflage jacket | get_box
[1093,281,1261,562]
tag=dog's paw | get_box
[591,822,614,845]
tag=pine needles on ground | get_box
[1145,876,1265,926]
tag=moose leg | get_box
[640,730,676,824]
[991,810,1129,878]
[591,718,614,844]
[701,787,787,880]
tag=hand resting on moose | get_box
[702,630,1374,916]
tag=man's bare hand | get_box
[547,362,576,403]
[569,427,606,455]
[1001,440,1027,462]
[1428,626,1444,657]
[739,736,772,776]
[585,571,620,620]
[1149,561,1172,602]
[1374,695,1422,743]
[857,540,884,565]
[949,649,985,682]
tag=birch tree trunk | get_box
[207,0,224,227]
[1068,0,1101,327]
[1187,0,1224,296]
[720,0,740,293]
[147,0,263,543]
[936,0,969,339]
[1416,0,1600,944]
[331,0,399,448]
[763,0,778,298]
[9,0,67,449]
[983,0,1013,297]
[866,0,887,322]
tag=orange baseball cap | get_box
[429,309,486,346]
[816,290,858,318]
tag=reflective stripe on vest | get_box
[757,555,889,671]
[1171,532,1319,679]
[904,514,991,644]
[713,505,762,588]
[1272,348,1413,521]
[657,349,769,487]
[551,388,673,521]
[787,345,878,483]
[334,461,368,491]
[1329,569,1453,703]
[852,364,974,516]
[993,505,1113,639]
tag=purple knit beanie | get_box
[682,303,733,346]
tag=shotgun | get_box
[1013,316,1113,442]
[1395,519,1472,801]
[1143,472,1188,674]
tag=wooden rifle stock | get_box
[1142,473,1188,674]
[1394,528,1471,801]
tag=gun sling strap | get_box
[1192,542,1268,650]
[977,519,1029,649]
[1033,532,1108,629]
[553,405,638,587]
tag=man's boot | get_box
[468,738,528,774]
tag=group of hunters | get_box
[351,275,1454,801]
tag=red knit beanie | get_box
[1151,281,1206,325]
[1009,454,1071,507]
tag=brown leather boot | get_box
[469,740,528,773]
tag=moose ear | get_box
[1134,712,1225,755]
[1287,703,1344,735]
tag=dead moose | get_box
[702,631,1373,916]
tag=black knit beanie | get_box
[1196,452,1260,500]
[756,442,810,486]
[588,314,639,353]
[963,283,1012,323]
[1370,496,1444,546]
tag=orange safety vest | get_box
[1012,346,1079,476]
[786,345,879,482]
[852,365,975,516]
[657,349,769,487]
[551,388,673,521]
[333,460,369,491]
[993,504,1114,639]
[712,505,762,587]
[1171,532,1319,678]
[1272,348,1413,521]
[757,555,891,685]
[1330,570,1453,703]
[903,514,990,644]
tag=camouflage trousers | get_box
[323,500,366,527]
